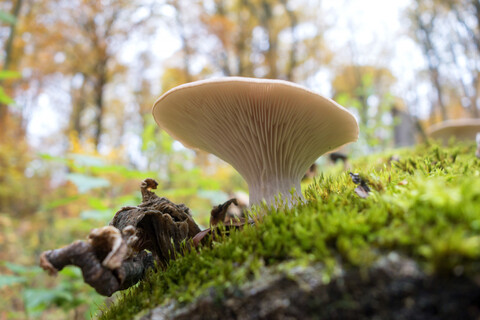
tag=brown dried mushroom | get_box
[109,178,201,266]
[39,178,203,296]
[39,226,154,296]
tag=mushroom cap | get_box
[153,77,358,203]
[428,118,480,144]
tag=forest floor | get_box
[100,143,480,319]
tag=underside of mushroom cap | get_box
[153,77,359,205]
[428,118,480,144]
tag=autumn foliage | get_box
[1,0,480,318]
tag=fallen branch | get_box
[40,178,245,296]
[39,227,154,296]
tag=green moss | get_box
[99,143,480,319]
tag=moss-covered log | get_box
[99,143,480,319]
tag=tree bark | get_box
[280,0,298,81]
[171,0,192,82]
[93,69,107,149]
[413,7,448,121]
[260,1,278,79]
[0,0,23,140]
[69,77,88,138]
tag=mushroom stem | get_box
[247,176,304,207]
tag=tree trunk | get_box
[260,1,278,79]
[280,0,298,81]
[171,0,192,82]
[469,0,480,116]
[93,70,106,149]
[414,10,448,121]
[69,79,87,138]
[0,0,23,141]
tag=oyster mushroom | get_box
[428,118,480,144]
[153,77,358,206]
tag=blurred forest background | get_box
[0,0,479,318]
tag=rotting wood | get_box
[39,227,154,296]
[40,178,245,296]
[192,198,254,248]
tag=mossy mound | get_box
[100,144,480,319]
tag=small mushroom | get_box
[226,191,249,218]
[428,119,480,144]
[153,77,358,206]
[329,152,348,164]
[302,163,318,181]
[88,226,130,270]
